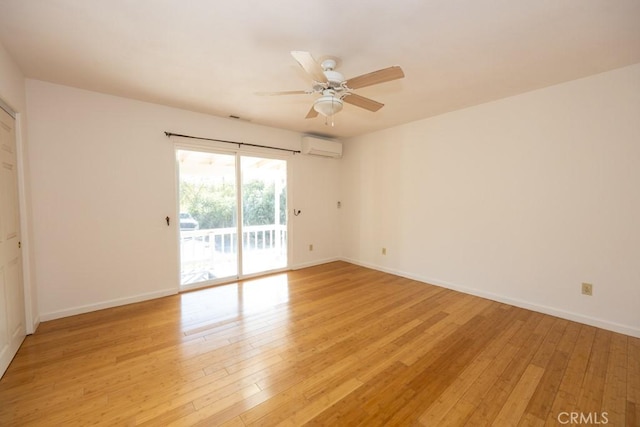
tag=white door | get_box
[0,107,26,377]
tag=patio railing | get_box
[180,224,287,283]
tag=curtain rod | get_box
[0,98,16,118]
[164,131,301,154]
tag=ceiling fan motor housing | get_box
[321,59,344,89]
[324,70,345,88]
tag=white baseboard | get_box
[39,288,177,322]
[36,259,340,323]
[341,257,640,339]
[29,315,40,335]
[35,258,639,339]
[290,257,341,270]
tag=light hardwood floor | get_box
[1,262,638,426]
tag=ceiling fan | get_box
[258,51,404,123]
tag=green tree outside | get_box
[180,180,286,229]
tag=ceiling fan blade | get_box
[346,66,404,89]
[305,105,319,119]
[291,51,328,83]
[343,93,384,112]
[255,90,310,96]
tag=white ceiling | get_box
[1,1,639,139]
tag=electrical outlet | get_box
[337,201,341,208]
[309,244,313,251]
[581,282,593,296]
[382,247,386,255]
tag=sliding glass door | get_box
[177,149,287,287]
[241,156,288,275]
[177,150,238,284]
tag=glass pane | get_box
[178,150,237,285]
[241,156,287,275]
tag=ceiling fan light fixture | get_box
[313,95,343,117]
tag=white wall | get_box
[290,154,342,267]
[25,80,341,320]
[0,42,38,332]
[341,64,640,337]
[20,61,640,337]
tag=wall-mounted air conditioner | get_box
[301,136,342,158]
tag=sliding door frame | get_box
[174,141,292,291]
